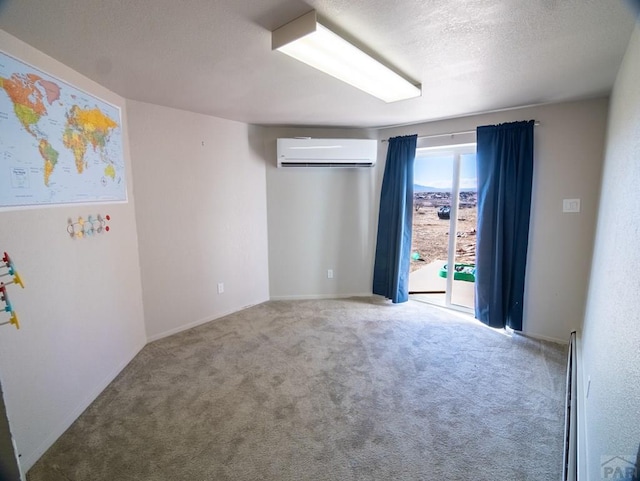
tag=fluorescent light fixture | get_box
[272,11,421,103]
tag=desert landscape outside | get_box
[409,151,477,306]
[410,190,477,273]
[410,148,478,271]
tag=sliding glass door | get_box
[409,143,477,312]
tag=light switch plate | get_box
[563,199,581,213]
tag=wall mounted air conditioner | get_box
[277,138,377,168]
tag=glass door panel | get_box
[410,144,476,314]
[450,153,477,309]
[409,155,453,300]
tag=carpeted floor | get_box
[28,297,567,481]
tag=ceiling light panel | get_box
[272,11,421,103]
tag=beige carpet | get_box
[28,297,567,480]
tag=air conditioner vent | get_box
[277,138,377,168]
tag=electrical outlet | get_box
[327,269,334,279]
[217,282,224,294]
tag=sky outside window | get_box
[414,153,477,190]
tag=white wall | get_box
[128,101,270,341]
[0,30,147,471]
[581,25,640,480]
[378,98,609,342]
[262,127,377,300]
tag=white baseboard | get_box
[21,340,146,472]
[146,299,269,343]
[270,293,373,301]
[521,330,569,345]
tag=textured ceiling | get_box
[0,0,636,128]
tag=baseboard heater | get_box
[563,331,577,481]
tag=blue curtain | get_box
[372,135,417,303]
[475,121,534,330]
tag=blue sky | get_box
[414,153,477,190]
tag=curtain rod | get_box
[381,121,540,142]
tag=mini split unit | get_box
[276,138,377,168]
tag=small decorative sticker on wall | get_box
[67,214,111,239]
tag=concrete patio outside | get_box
[409,259,475,310]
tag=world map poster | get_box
[0,50,126,208]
